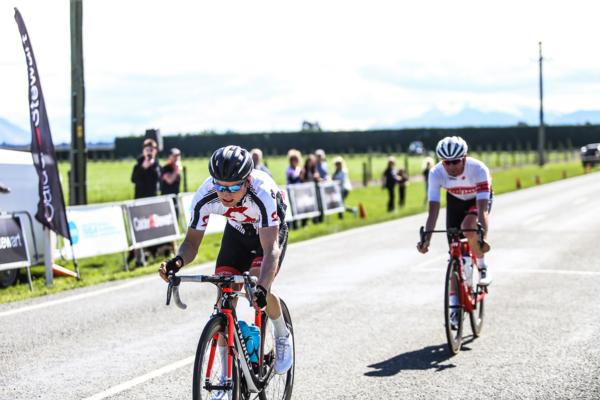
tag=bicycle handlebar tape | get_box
[166,256,184,274]
[254,285,268,308]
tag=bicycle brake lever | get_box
[166,281,173,306]
[166,274,181,306]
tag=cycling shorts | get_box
[446,192,493,231]
[215,222,289,276]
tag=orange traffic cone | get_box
[534,175,541,185]
[516,177,522,189]
[52,264,78,278]
[358,202,367,219]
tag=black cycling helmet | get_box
[208,145,254,182]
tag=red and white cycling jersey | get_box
[188,169,286,236]
[427,157,492,202]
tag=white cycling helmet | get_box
[436,136,468,160]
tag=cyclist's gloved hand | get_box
[254,285,268,309]
[417,240,430,254]
[159,255,184,282]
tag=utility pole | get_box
[70,0,87,204]
[537,41,546,167]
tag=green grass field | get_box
[59,150,578,204]
[1,155,591,304]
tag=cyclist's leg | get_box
[213,224,249,375]
[461,211,483,257]
[445,193,470,324]
[249,223,288,326]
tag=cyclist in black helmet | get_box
[159,145,294,383]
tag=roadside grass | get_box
[2,160,592,304]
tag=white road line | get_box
[502,268,600,276]
[81,356,195,400]
[0,263,212,318]
[522,214,546,227]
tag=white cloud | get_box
[2,0,600,143]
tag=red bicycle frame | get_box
[449,238,486,313]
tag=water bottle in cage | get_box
[239,321,260,363]
[462,255,474,287]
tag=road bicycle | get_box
[166,272,294,400]
[419,225,488,354]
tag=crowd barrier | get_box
[0,213,33,289]
[55,181,344,267]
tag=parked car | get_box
[408,140,424,155]
[580,143,600,167]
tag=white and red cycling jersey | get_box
[188,169,286,236]
[427,157,492,202]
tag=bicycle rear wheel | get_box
[193,316,241,400]
[444,259,464,355]
[259,299,294,400]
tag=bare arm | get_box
[159,228,204,281]
[417,201,440,253]
[476,199,489,238]
[257,226,281,291]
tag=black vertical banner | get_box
[14,8,71,240]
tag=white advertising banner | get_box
[64,204,129,258]
[287,182,321,219]
[318,181,345,215]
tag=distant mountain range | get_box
[3,108,600,146]
[388,107,600,129]
[0,118,29,145]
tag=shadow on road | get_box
[364,337,476,377]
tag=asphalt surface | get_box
[2,172,600,400]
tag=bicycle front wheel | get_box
[193,316,241,400]
[444,259,464,355]
[259,299,294,400]
[469,287,485,337]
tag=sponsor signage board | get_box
[62,205,129,259]
[318,181,345,215]
[0,215,30,271]
[287,182,321,219]
[125,197,180,248]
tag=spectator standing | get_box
[286,149,303,184]
[397,168,409,208]
[131,138,161,198]
[315,149,329,180]
[300,154,322,224]
[382,157,399,212]
[251,148,272,177]
[300,154,321,183]
[332,156,356,219]
[128,138,161,266]
[422,156,434,205]
[332,156,352,200]
[160,148,182,196]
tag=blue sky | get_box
[2,0,600,143]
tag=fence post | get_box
[362,162,369,187]
[183,166,188,192]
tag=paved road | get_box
[2,173,600,399]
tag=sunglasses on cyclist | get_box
[443,158,463,166]
[213,179,245,193]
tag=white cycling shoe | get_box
[209,378,231,400]
[478,267,493,286]
[274,332,293,374]
[209,389,231,400]
[449,311,459,331]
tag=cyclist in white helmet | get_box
[417,136,493,286]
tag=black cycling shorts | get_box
[215,222,289,276]
[446,192,493,231]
